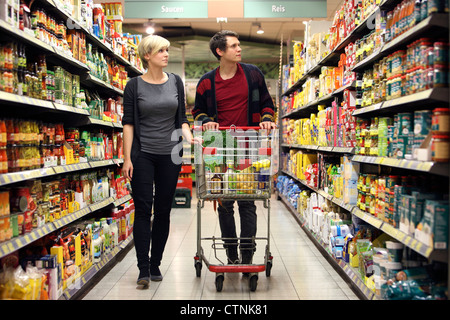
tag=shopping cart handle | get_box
[193,125,266,131]
[218,126,261,131]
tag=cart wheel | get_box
[249,274,258,292]
[194,261,202,277]
[215,274,224,292]
[265,261,272,277]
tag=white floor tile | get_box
[82,194,360,301]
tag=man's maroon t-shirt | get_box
[215,64,248,127]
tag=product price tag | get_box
[1,244,10,255]
[0,174,11,185]
[417,162,433,172]
[15,238,23,248]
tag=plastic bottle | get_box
[80,90,88,110]
[101,218,110,253]
[91,137,97,160]
[110,217,119,248]
[92,223,102,263]
[223,160,235,194]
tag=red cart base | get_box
[209,264,266,274]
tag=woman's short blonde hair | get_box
[138,35,170,69]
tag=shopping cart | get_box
[194,126,274,292]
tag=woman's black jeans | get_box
[130,151,181,273]
[217,200,257,264]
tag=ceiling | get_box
[104,0,344,63]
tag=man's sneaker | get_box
[150,265,163,281]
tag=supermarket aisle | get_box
[82,194,359,300]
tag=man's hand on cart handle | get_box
[202,122,220,131]
[260,121,277,131]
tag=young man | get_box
[192,30,276,267]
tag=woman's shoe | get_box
[150,265,163,281]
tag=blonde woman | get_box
[122,35,196,287]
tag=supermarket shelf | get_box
[282,143,355,155]
[82,73,124,97]
[380,13,449,56]
[53,103,90,116]
[352,102,383,117]
[60,234,134,300]
[0,159,124,187]
[352,13,449,73]
[282,80,356,118]
[332,80,356,96]
[352,47,384,72]
[0,91,55,110]
[352,88,450,118]
[43,0,143,76]
[380,88,450,112]
[0,19,90,74]
[282,11,449,98]
[280,169,445,261]
[352,155,450,177]
[282,93,335,118]
[85,117,115,128]
[0,194,132,259]
[277,192,374,300]
[281,5,383,98]
[0,91,104,119]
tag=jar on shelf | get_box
[433,64,449,87]
[431,134,450,162]
[432,108,450,134]
[434,43,449,63]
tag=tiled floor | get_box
[82,195,360,300]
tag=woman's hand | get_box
[190,136,203,145]
[122,159,134,181]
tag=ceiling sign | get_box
[124,0,326,19]
[124,0,209,19]
[243,0,327,18]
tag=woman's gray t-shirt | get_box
[137,74,179,154]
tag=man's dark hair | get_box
[209,30,239,60]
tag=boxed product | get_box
[343,155,360,180]
[415,200,449,249]
[343,179,358,205]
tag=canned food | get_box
[23,210,33,233]
[10,187,30,213]
[414,110,432,136]
[398,112,413,135]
